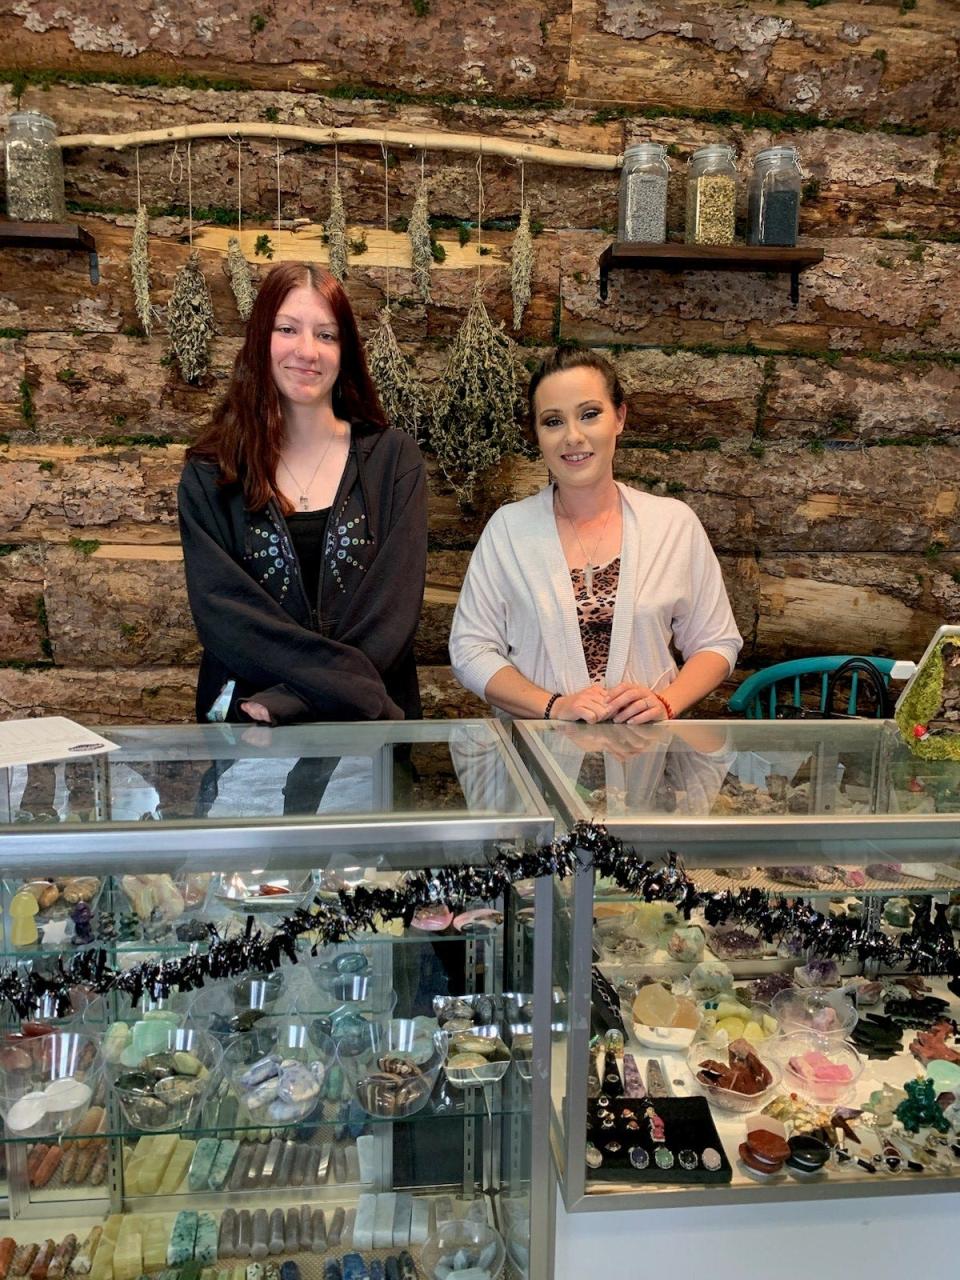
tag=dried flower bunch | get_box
[511,202,533,331]
[226,236,256,320]
[327,174,348,282]
[167,250,215,383]
[431,285,523,505]
[409,180,432,303]
[130,204,152,336]
[365,307,431,442]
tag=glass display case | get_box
[514,718,960,1211]
[0,721,556,1280]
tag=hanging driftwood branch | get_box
[58,123,620,170]
[129,204,152,337]
[366,307,431,442]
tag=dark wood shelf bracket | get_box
[0,221,100,284]
[598,242,824,308]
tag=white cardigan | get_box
[449,482,742,705]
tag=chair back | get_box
[728,656,896,720]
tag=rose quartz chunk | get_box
[788,1049,853,1083]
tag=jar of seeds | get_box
[4,110,67,222]
[748,145,802,246]
[685,144,737,246]
[618,142,669,243]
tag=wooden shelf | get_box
[598,241,824,306]
[0,220,99,283]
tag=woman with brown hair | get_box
[450,346,740,724]
[178,262,427,749]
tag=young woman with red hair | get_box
[178,263,427,748]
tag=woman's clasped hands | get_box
[551,682,670,724]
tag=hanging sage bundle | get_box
[511,202,533,331]
[327,175,348,282]
[129,203,152,337]
[167,250,215,383]
[226,235,256,321]
[365,307,430,442]
[409,180,432,303]
[431,286,522,505]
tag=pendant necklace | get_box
[555,488,619,597]
[279,428,340,511]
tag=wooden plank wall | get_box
[0,0,958,722]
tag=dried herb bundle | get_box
[167,250,215,384]
[226,235,256,320]
[409,180,432,302]
[366,307,430,442]
[511,202,533,331]
[130,203,152,337]
[431,286,522,505]
[327,175,348,282]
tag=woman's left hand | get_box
[604,682,670,724]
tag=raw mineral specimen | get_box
[910,1020,960,1066]
[696,1038,773,1095]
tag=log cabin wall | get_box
[0,0,958,722]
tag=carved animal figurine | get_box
[10,891,40,947]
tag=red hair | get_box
[188,262,386,512]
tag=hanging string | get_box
[476,147,485,279]
[135,147,142,208]
[168,143,183,186]
[421,149,425,182]
[186,140,193,247]
[520,159,525,209]
[335,143,339,182]
[275,139,282,233]
[233,137,243,235]
[381,140,391,307]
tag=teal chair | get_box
[728,656,896,720]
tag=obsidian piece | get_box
[787,1134,830,1171]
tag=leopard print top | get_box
[571,556,621,684]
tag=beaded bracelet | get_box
[544,692,562,720]
[653,692,675,720]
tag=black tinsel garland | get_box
[2,822,958,1018]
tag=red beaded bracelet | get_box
[653,692,676,720]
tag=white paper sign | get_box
[0,717,118,769]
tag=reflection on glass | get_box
[525,720,960,820]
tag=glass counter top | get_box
[514,719,960,852]
[0,720,553,872]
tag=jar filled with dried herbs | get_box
[748,145,802,246]
[618,142,669,243]
[685,144,737,246]
[4,110,67,222]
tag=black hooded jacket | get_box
[177,422,427,725]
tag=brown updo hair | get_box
[526,347,626,443]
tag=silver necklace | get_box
[278,429,340,511]
[555,488,620,597]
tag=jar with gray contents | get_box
[4,110,67,222]
[748,145,802,246]
[685,144,737,246]
[618,143,669,243]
